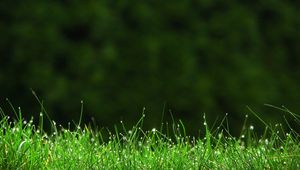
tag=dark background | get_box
[1,1,300,136]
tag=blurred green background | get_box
[1,1,300,135]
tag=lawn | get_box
[0,104,299,169]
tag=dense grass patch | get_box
[0,105,300,169]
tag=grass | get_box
[0,104,300,169]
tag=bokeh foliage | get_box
[1,1,300,135]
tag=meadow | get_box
[0,103,299,169]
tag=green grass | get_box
[0,105,300,169]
